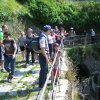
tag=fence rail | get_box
[37,37,64,100]
[64,34,100,47]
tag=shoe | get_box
[8,73,13,82]
[32,63,34,66]
[25,63,29,68]
[39,85,43,89]
[1,69,4,72]
[34,60,39,64]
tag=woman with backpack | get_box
[26,28,35,67]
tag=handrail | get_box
[64,34,100,47]
[38,37,64,100]
[50,55,61,100]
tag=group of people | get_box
[0,24,65,88]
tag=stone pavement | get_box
[0,63,40,100]
[53,50,69,100]
[0,50,68,100]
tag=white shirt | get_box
[48,35,54,44]
[91,31,95,36]
[39,33,48,49]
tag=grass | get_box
[0,53,41,100]
[0,52,57,100]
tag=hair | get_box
[54,43,59,47]
[60,27,64,31]
[27,28,33,32]
[2,25,8,29]
[20,31,24,35]
[4,32,11,36]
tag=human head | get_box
[2,25,8,32]
[0,28,2,32]
[55,26,58,30]
[91,29,93,31]
[54,43,60,51]
[70,27,74,30]
[27,28,33,36]
[60,27,64,33]
[4,32,11,40]
[43,25,51,35]
[56,35,61,40]
[50,29,55,36]
[20,31,24,36]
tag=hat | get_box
[71,27,73,30]
[43,25,51,31]
[27,28,33,32]
[0,28,2,31]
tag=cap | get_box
[43,25,51,31]
[27,28,33,32]
[71,27,73,30]
[0,28,2,31]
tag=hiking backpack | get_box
[31,34,46,53]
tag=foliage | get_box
[0,0,100,33]
[67,44,100,64]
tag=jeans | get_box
[4,55,16,75]
[39,54,48,87]
[26,48,35,64]
[49,43,53,57]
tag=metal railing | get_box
[64,34,100,47]
[38,37,64,100]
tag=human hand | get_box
[46,58,49,64]
[12,54,16,59]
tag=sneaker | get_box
[8,73,13,82]
[34,60,39,64]
[32,63,34,66]
[25,63,29,68]
[1,69,4,72]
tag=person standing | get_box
[0,32,17,82]
[0,28,4,72]
[90,29,96,43]
[39,25,51,88]
[48,29,55,59]
[52,43,62,84]
[26,28,35,67]
[55,26,59,35]
[18,31,26,61]
[69,27,76,36]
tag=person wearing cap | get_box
[90,28,96,43]
[0,32,17,82]
[26,28,35,67]
[69,27,76,36]
[39,25,51,88]
[0,28,4,72]
[68,27,76,45]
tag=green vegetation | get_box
[66,44,100,99]
[0,0,100,34]
[67,43,100,64]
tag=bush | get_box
[0,0,100,34]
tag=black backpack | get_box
[31,35,46,53]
